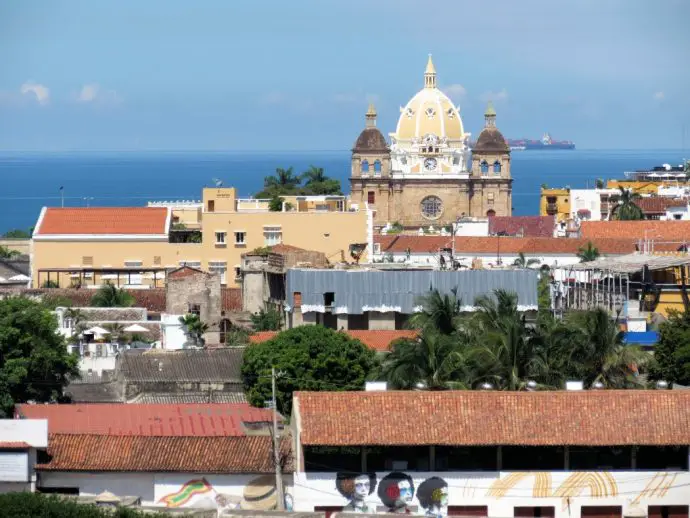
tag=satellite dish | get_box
[212,178,223,187]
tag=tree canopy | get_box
[380,288,649,392]
[242,325,380,415]
[0,245,21,259]
[250,307,283,331]
[650,309,690,387]
[612,187,644,221]
[0,297,79,416]
[2,229,31,239]
[255,165,342,198]
[577,241,600,263]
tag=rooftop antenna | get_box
[212,178,223,187]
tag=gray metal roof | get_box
[286,269,539,314]
[567,254,690,274]
[118,348,245,383]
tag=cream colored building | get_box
[31,187,371,288]
[350,56,512,229]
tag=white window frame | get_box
[215,231,227,245]
[263,226,282,246]
[208,261,228,285]
[373,243,381,254]
[178,260,201,269]
[234,231,246,245]
[123,260,143,285]
[234,265,242,280]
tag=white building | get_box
[291,390,690,518]
[0,419,48,493]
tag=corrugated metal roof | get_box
[128,392,246,404]
[568,253,690,273]
[286,269,539,314]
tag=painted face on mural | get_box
[398,479,413,503]
[353,474,371,501]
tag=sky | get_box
[0,0,689,151]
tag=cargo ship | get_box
[507,133,575,150]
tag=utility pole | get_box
[271,367,285,511]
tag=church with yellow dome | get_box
[350,55,512,229]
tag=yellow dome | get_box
[393,55,465,142]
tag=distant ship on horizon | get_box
[507,133,575,151]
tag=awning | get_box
[623,331,659,346]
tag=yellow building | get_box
[539,188,570,222]
[31,187,370,288]
[606,180,663,195]
[350,56,512,229]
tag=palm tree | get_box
[90,282,135,308]
[612,187,644,221]
[513,252,541,268]
[567,308,649,388]
[179,314,209,347]
[103,323,126,342]
[301,165,327,185]
[577,241,600,263]
[408,288,463,335]
[263,167,300,191]
[380,330,473,390]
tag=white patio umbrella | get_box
[85,326,110,335]
[123,324,149,333]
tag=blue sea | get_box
[0,149,687,234]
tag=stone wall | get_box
[166,271,222,345]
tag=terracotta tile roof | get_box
[249,330,418,352]
[167,265,205,280]
[0,441,31,449]
[16,403,272,437]
[118,348,245,383]
[376,235,637,255]
[581,221,690,241]
[294,391,690,446]
[35,207,169,236]
[635,197,684,214]
[489,216,555,237]
[37,434,291,473]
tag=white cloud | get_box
[20,82,50,105]
[652,91,665,101]
[76,83,121,104]
[479,89,509,103]
[332,92,380,105]
[443,84,467,99]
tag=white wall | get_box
[294,470,690,517]
[0,420,48,448]
[454,220,489,236]
[77,355,117,374]
[666,206,690,221]
[569,189,614,221]
[39,472,295,511]
[161,314,186,350]
[375,252,585,270]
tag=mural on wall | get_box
[631,472,678,505]
[336,472,378,514]
[158,475,292,511]
[377,471,416,514]
[336,472,449,516]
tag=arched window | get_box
[486,209,496,218]
[374,160,382,174]
[493,161,502,173]
[480,161,489,174]
[219,318,232,345]
[361,160,369,173]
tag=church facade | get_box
[350,56,512,230]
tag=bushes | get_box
[0,492,180,518]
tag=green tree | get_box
[380,330,473,390]
[407,288,463,335]
[301,178,342,195]
[0,297,79,416]
[90,283,135,308]
[268,195,285,212]
[41,280,60,288]
[612,187,644,221]
[0,245,20,259]
[2,229,31,239]
[577,241,600,263]
[263,167,300,191]
[595,178,605,189]
[178,314,209,347]
[250,307,283,331]
[513,252,541,268]
[242,325,379,415]
[103,323,126,342]
[649,309,690,386]
[301,165,327,185]
[567,308,648,388]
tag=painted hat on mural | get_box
[240,475,278,511]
